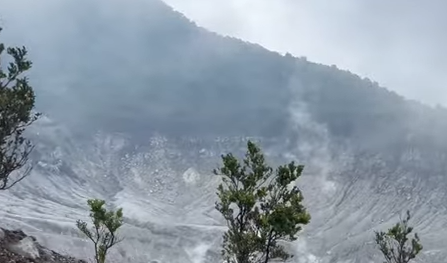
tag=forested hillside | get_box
[23,0,447,156]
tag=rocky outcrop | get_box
[0,228,86,263]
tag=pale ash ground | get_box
[0,117,445,263]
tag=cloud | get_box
[163,0,447,106]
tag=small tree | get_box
[214,140,311,263]
[0,27,40,190]
[76,199,124,263]
[374,210,423,263]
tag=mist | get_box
[3,0,446,106]
[1,0,447,262]
[163,0,447,107]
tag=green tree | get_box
[76,199,124,263]
[214,140,310,263]
[375,210,423,263]
[0,27,40,190]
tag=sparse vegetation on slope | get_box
[0,26,85,263]
[76,199,124,263]
[0,1,438,262]
[0,27,40,190]
[214,140,310,263]
[375,211,423,263]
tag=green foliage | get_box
[375,211,423,263]
[76,199,124,263]
[0,27,40,190]
[214,140,310,263]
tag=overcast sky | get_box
[164,0,447,107]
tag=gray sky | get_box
[164,0,447,107]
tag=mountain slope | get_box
[1,0,447,262]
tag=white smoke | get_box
[285,67,339,199]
